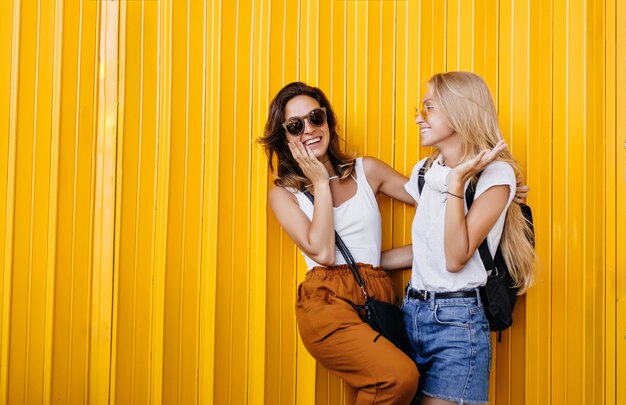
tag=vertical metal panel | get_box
[526,0,553,403]
[0,1,623,404]
[249,0,270,402]
[199,0,220,401]
[585,1,609,404]
[211,0,259,403]
[90,1,118,402]
[52,0,99,403]
[151,0,171,402]
[115,0,160,403]
[0,0,19,398]
[160,0,204,401]
[605,0,617,393]
[552,0,570,403]
[615,0,626,404]
[3,0,64,401]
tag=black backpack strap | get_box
[465,172,498,276]
[417,158,431,195]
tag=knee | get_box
[397,364,419,395]
[386,361,419,400]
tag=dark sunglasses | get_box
[282,107,327,136]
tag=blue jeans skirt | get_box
[402,289,491,404]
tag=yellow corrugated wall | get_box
[0,0,624,404]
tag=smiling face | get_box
[415,85,458,151]
[284,95,330,161]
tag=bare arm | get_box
[380,245,413,270]
[360,154,527,205]
[269,185,335,265]
[443,185,509,272]
[268,141,335,265]
[362,157,415,205]
[444,141,509,272]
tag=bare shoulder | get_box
[362,156,389,174]
[268,185,298,207]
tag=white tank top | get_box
[294,158,382,270]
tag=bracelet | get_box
[447,191,464,200]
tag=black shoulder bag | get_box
[302,189,412,355]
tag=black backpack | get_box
[417,161,534,339]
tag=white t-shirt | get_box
[404,157,516,291]
[294,157,382,270]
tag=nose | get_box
[415,112,425,125]
[302,117,316,134]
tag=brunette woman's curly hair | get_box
[258,82,355,189]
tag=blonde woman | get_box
[384,71,535,405]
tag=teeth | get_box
[420,128,430,134]
[305,138,321,146]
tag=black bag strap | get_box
[465,172,498,276]
[301,189,370,299]
[416,158,430,195]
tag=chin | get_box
[312,144,329,156]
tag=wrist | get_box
[447,181,464,196]
[446,191,464,200]
[446,172,463,190]
[312,180,331,191]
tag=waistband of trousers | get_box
[306,263,387,279]
[406,287,480,301]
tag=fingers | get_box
[288,141,329,182]
[473,141,507,171]
[487,139,506,154]
[483,141,506,162]
[453,142,505,181]
[514,183,529,204]
[289,141,317,167]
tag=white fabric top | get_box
[404,157,516,291]
[294,157,382,270]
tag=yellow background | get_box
[0,0,624,404]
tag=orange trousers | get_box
[296,264,418,405]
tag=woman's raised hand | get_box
[514,182,529,203]
[447,140,508,188]
[288,141,330,186]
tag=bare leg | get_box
[420,396,462,405]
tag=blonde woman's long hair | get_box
[428,71,536,293]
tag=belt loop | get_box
[429,291,436,310]
[475,287,483,307]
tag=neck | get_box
[320,157,336,176]
[437,140,461,168]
